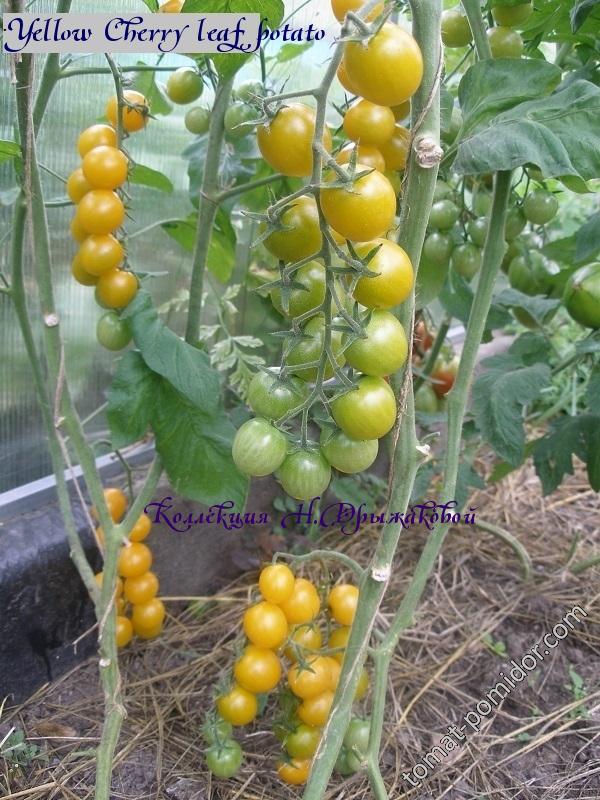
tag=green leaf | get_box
[0,139,22,165]
[106,351,159,448]
[140,0,159,8]
[182,0,284,79]
[272,42,313,63]
[129,163,174,193]
[161,209,236,281]
[571,0,600,31]
[575,212,600,263]
[455,80,600,181]
[494,287,561,325]
[587,364,600,414]
[133,62,172,116]
[455,461,485,510]
[122,290,220,411]
[458,58,561,138]
[473,354,551,465]
[440,272,511,333]
[508,332,552,365]
[488,439,540,482]
[533,414,600,494]
[152,379,248,511]
[440,86,455,137]
[185,133,259,204]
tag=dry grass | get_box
[2,460,599,800]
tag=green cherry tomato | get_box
[344,718,371,753]
[429,200,460,231]
[441,8,473,47]
[344,310,408,377]
[205,739,243,779]
[271,262,325,318]
[452,242,482,280]
[247,370,308,421]
[523,189,559,226]
[335,747,357,776]
[414,383,439,414]
[433,180,453,202]
[263,196,322,264]
[487,26,524,58]
[185,106,211,135]
[96,311,132,351]
[232,418,288,477]
[286,315,346,381]
[320,429,379,474]
[278,449,332,500]
[508,251,557,296]
[166,67,204,104]
[504,206,527,241]
[331,376,397,440]
[492,2,533,26]
[441,105,463,145]
[423,231,453,267]
[501,238,523,274]
[233,79,265,103]
[224,102,255,138]
[563,263,600,329]
[285,724,321,759]
[415,254,449,309]
[467,217,489,248]
[472,191,493,217]
[203,718,234,745]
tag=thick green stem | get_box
[185,75,235,344]
[303,2,443,796]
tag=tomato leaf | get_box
[271,42,313,63]
[151,379,248,512]
[455,79,600,181]
[533,414,600,494]
[161,208,237,281]
[106,351,159,448]
[129,163,174,193]
[140,0,159,9]
[133,61,173,116]
[458,58,561,137]
[182,0,284,79]
[121,290,220,411]
[570,0,600,31]
[575,211,600,263]
[0,139,22,165]
[455,461,485,511]
[439,271,511,334]
[494,288,561,325]
[587,364,600,415]
[472,353,551,466]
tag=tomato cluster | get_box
[442,2,532,58]
[230,5,425,500]
[93,487,164,647]
[68,92,148,347]
[206,564,368,783]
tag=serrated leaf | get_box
[106,351,159,448]
[129,163,174,193]
[473,357,551,465]
[122,291,220,412]
[160,209,236,281]
[152,379,248,511]
[488,439,540,482]
[587,364,600,414]
[494,287,561,325]
[533,414,600,494]
[575,212,600,263]
[0,139,21,165]
[506,332,552,365]
[455,80,600,180]
[439,271,511,332]
[182,0,284,79]
[133,62,172,116]
[458,58,561,137]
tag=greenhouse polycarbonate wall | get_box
[0,0,338,494]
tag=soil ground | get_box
[1,460,599,800]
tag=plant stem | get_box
[185,75,235,344]
[570,554,600,575]
[303,0,443,796]
[216,172,285,203]
[58,64,180,79]
[414,316,451,392]
[461,0,492,59]
[474,518,533,580]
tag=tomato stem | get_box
[461,0,493,60]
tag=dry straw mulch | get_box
[2,461,599,800]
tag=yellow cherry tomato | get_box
[71,253,99,286]
[336,143,385,173]
[355,667,369,700]
[70,214,88,243]
[77,124,117,157]
[257,104,332,178]
[78,234,124,276]
[353,239,414,309]
[134,621,163,639]
[78,190,125,235]
[263,195,322,263]
[320,166,396,242]
[130,513,152,542]
[243,601,288,649]
[331,0,383,22]
[217,684,258,726]
[106,90,149,133]
[123,571,159,605]
[131,597,165,629]
[285,624,323,662]
[297,690,334,727]
[328,584,359,626]
[328,626,351,662]
[95,269,138,310]
[82,146,129,190]
[115,615,133,648]
[67,168,92,203]
[259,563,296,604]
[288,656,332,700]
[342,99,395,147]
[277,757,311,785]
[117,542,153,578]
[379,125,411,171]
[234,645,282,693]
[279,577,321,624]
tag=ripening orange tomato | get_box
[95,269,139,310]
[336,143,386,173]
[118,542,153,579]
[115,615,133,648]
[328,584,359,626]
[123,571,159,605]
[78,190,125,235]
[82,146,129,190]
[77,124,117,157]
[67,168,92,203]
[78,234,124,276]
[129,513,152,542]
[379,125,411,171]
[344,23,424,106]
[259,563,295,604]
[106,90,149,133]
[257,104,332,178]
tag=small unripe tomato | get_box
[82,146,129,190]
[184,106,210,135]
[259,563,295,604]
[106,90,149,133]
[166,67,204,105]
[492,2,533,26]
[77,124,117,157]
[115,615,133,648]
[441,8,473,48]
[96,311,132,351]
[118,542,153,578]
[487,26,524,58]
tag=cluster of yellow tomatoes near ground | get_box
[205,563,367,783]
[68,92,150,350]
[93,487,165,647]
[231,1,425,501]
